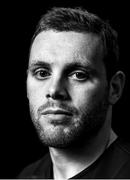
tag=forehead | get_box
[30,30,104,70]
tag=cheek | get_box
[27,78,47,107]
[71,81,106,108]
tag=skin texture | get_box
[27,30,109,147]
[27,30,125,179]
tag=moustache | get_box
[37,101,78,116]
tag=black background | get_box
[1,0,130,178]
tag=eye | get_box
[69,71,89,81]
[34,68,51,80]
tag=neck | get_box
[49,108,115,180]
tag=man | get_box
[19,7,130,179]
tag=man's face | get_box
[27,30,109,148]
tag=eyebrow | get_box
[64,62,97,73]
[28,60,97,74]
[28,61,51,69]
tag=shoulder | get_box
[113,138,130,158]
[107,137,130,164]
[18,153,51,179]
[115,137,130,154]
[105,137,130,178]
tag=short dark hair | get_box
[30,7,119,81]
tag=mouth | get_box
[41,109,72,116]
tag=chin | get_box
[37,123,103,148]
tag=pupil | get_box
[40,70,46,76]
[76,72,84,78]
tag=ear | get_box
[26,76,29,100]
[108,71,125,105]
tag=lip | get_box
[41,109,72,116]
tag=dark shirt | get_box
[18,137,130,179]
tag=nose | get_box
[46,76,70,101]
